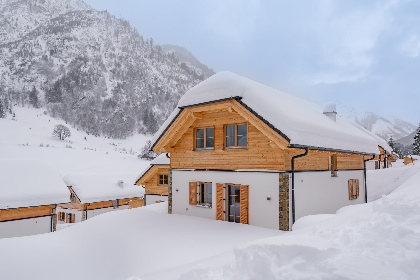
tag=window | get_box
[195,127,214,150]
[348,179,359,200]
[113,199,119,209]
[70,192,76,203]
[199,182,212,206]
[66,213,75,223]
[330,154,337,177]
[159,174,168,186]
[58,212,65,221]
[225,124,247,148]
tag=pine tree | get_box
[388,136,396,151]
[413,124,420,155]
[0,100,5,118]
[29,86,39,108]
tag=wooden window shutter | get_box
[348,179,353,200]
[240,185,249,224]
[189,182,197,205]
[355,179,360,199]
[65,213,69,223]
[215,183,224,221]
[333,154,337,171]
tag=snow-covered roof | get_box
[63,172,144,204]
[152,71,379,154]
[135,154,170,184]
[0,159,70,209]
[350,122,392,153]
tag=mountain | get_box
[397,130,416,147]
[338,105,416,142]
[161,44,214,77]
[0,0,213,138]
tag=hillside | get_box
[0,0,212,138]
[338,105,416,141]
[0,106,151,177]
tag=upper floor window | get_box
[195,127,214,150]
[225,124,247,148]
[159,174,168,186]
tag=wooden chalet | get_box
[56,172,144,228]
[0,160,70,238]
[146,71,380,230]
[135,154,170,206]
[404,155,419,165]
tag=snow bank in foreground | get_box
[181,167,420,280]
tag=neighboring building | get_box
[57,172,144,228]
[0,160,70,238]
[404,155,419,165]
[147,71,380,231]
[135,154,170,206]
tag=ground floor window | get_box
[58,212,65,221]
[348,179,360,200]
[199,182,212,206]
[66,213,75,223]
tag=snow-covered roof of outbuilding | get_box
[135,154,170,185]
[152,71,379,155]
[0,159,70,209]
[63,172,144,204]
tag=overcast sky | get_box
[85,0,420,124]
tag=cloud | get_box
[202,0,263,47]
[310,0,402,85]
[400,35,420,57]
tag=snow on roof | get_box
[152,71,379,154]
[63,172,144,204]
[0,159,70,209]
[150,153,170,165]
[135,154,170,184]
[350,122,392,153]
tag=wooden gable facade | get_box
[135,164,170,196]
[153,99,367,173]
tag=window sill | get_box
[196,204,212,209]
[224,147,248,151]
[194,148,215,151]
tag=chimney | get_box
[323,103,337,122]
[117,180,124,189]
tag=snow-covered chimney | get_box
[117,180,124,189]
[323,103,337,122]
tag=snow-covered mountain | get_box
[161,44,214,77]
[0,0,213,138]
[338,105,416,141]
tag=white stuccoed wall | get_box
[172,170,280,229]
[145,194,168,206]
[366,161,376,171]
[294,170,365,221]
[0,216,51,238]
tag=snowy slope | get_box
[0,106,151,178]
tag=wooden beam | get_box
[191,112,203,119]
[228,106,238,114]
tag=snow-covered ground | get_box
[0,107,151,176]
[0,202,281,280]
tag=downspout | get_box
[291,147,309,228]
[364,155,376,203]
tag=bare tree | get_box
[138,140,157,160]
[53,124,71,140]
